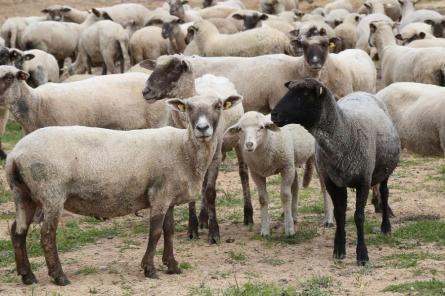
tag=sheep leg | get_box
[379,178,392,234]
[291,171,299,224]
[103,53,118,74]
[372,184,395,217]
[10,189,38,285]
[141,207,167,279]
[281,169,295,236]
[316,167,334,227]
[355,184,370,266]
[198,178,209,229]
[324,178,347,260]
[251,172,269,236]
[0,140,6,160]
[40,205,70,286]
[235,145,253,225]
[162,206,181,274]
[204,161,221,245]
[187,202,199,239]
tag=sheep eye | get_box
[259,126,264,130]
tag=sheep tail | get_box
[303,155,315,188]
[118,36,131,73]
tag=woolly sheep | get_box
[324,0,353,14]
[0,66,167,134]
[0,16,46,49]
[376,82,445,156]
[399,0,441,30]
[260,0,300,15]
[226,111,334,235]
[369,20,445,86]
[97,3,152,29]
[231,10,295,34]
[6,91,242,285]
[395,22,433,44]
[325,9,350,28]
[355,13,392,53]
[333,13,362,51]
[271,78,400,265]
[358,0,401,22]
[407,37,445,48]
[129,26,169,64]
[203,0,246,9]
[168,0,203,22]
[189,19,292,57]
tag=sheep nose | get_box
[196,124,209,132]
[246,142,254,148]
[311,56,320,63]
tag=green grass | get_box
[0,212,14,220]
[217,191,243,207]
[75,266,98,275]
[256,225,318,246]
[383,279,445,296]
[2,120,24,151]
[298,276,334,296]
[227,250,246,263]
[180,262,192,270]
[259,258,285,266]
[380,252,445,269]
[0,182,12,204]
[223,282,298,296]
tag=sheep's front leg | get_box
[324,178,347,259]
[235,145,253,226]
[379,178,392,234]
[281,169,295,236]
[291,170,299,223]
[141,206,168,279]
[355,184,370,265]
[251,172,269,236]
[187,202,199,239]
[162,206,181,274]
[40,204,69,286]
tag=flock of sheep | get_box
[0,0,444,288]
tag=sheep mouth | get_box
[308,63,323,70]
[245,147,255,152]
[196,135,212,142]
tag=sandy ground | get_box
[0,0,444,295]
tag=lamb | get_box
[355,13,392,53]
[143,59,251,242]
[271,78,400,265]
[231,10,295,34]
[65,20,131,75]
[7,90,242,285]
[369,20,445,86]
[97,3,152,29]
[0,16,46,49]
[292,27,376,97]
[324,0,353,14]
[129,26,169,64]
[21,9,107,68]
[226,111,334,236]
[333,13,362,51]
[0,66,167,134]
[189,19,292,57]
[376,82,445,156]
[147,16,190,54]
[9,49,59,87]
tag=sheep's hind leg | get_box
[281,169,295,236]
[324,178,347,260]
[251,172,269,236]
[235,145,253,225]
[291,170,299,224]
[11,188,38,285]
[40,203,70,286]
[355,184,370,265]
[187,202,199,239]
[162,206,181,274]
[317,170,334,227]
[379,179,392,234]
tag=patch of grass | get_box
[179,262,192,270]
[259,257,285,266]
[0,212,15,220]
[188,284,214,296]
[223,282,297,296]
[0,273,19,284]
[75,266,97,275]
[299,201,324,214]
[2,120,24,151]
[227,250,246,263]
[217,191,243,207]
[256,225,318,246]
[298,276,334,296]
[383,279,445,296]
[0,183,12,204]
[380,252,445,269]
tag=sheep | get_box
[168,0,203,22]
[9,49,59,87]
[324,0,353,14]
[7,89,242,285]
[291,27,376,97]
[21,9,107,68]
[0,46,11,66]
[231,10,295,34]
[407,37,445,48]
[147,16,191,54]
[376,82,445,156]
[355,13,392,54]
[424,16,445,38]
[325,9,350,28]
[128,60,154,75]
[226,111,334,236]
[358,0,401,22]
[206,18,239,33]
[333,13,362,51]
[65,20,131,75]
[260,0,300,15]
[399,0,441,29]
[0,16,46,49]
[41,5,67,22]
[142,59,252,241]
[198,5,239,19]
[294,21,336,40]
[57,5,89,23]
[129,26,169,64]
[369,20,445,86]
[271,78,400,265]
[62,74,96,83]
[0,66,167,134]
[97,3,152,29]
[203,0,246,9]
[395,22,433,44]
[189,19,292,57]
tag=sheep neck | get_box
[374,27,397,58]
[8,82,40,133]
[170,29,187,53]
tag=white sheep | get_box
[0,16,46,49]
[189,19,292,57]
[97,3,152,29]
[333,13,362,51]
[6,92,242,285]
[324,0,353,14]
[395,22,433,44]
[203,0,246,9]
[376,82,445,156]
[130,26,169,64]
[325,8,350,28]
[260,0,300,15]
[226,111,334,236]
[355,13,392,54]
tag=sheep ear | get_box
[395,33,403,41]
[334,19,342,26]
[181,0,188,4]
[102,12,113,21]
[260,14,269,21]
[41,8,50,13]
[24,54,35,61]
[146,18,163,26]
[91,8,101,18]
[364,2,372,9]
[223,95,242,110]
[9,49,21,59]
[418,32,426,39]
[288,29,299,37]
[232,13,244,20]
[226,123,241,135]
[139,59,156,70]
[16,70,29,81]
[369,22,377,33]
[319,28,327,36]
[284,81,292,89]
[424,19,434,25]
[166,99,187,112]
[61,7,71,13]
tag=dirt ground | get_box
[0,0,445,295]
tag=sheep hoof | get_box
[381,222,391,235]
[21,273,38,285]
[356,260,369,266]
[53,275,70,286]
[243,207,254,225]
[356,246,369,265]
[188,229,199,240]
[324,222,335,228]
[333,245,346,259]
[144,267,159,279]
[166,264,182,275]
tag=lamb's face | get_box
[369,21,394,47]
[299,34,329,70]
[271,79,325,130]
[425,17,445,38]
[0,66,28,98]
[232,12,268,30]
[227,112,279,152]
[169,0,187,18]
[167,95,242,142]
[142,57,192,102]
[162,19,183,39]
[42,5,64,21]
